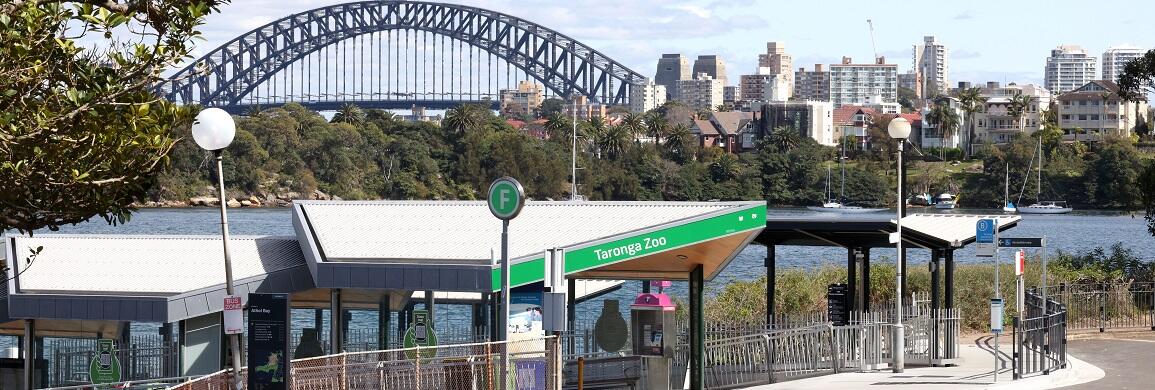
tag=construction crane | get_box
[867,19,879,62]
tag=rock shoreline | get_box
[135,189,343,208]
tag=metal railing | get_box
[1043,282,1155,332]
[1014,288,1068,379]
[45,339,177,387]
[170,336,560,390]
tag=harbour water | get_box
[8,207,1151,347]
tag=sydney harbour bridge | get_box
[160,1,648,113]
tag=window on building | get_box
[1079,115,1087,120]
[1079,100,1087,106]
[1090,115,1099,121]
[1062,115,1070,120]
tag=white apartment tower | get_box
[1102,45,1146,82]
[1045,45,1097,95]
[828,57,898,108]
[913,36,949,98]
[629,80,667,113]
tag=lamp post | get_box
[887,117,911,374]
[192,108,243,390]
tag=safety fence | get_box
[51,342,180,388]
[1043,282,1154,332]
[169,336,559,390]
[1014,288,1068,379]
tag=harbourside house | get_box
[970,82,1052,146]
[833,105,877,150]
[691,111,757,152]
[1056,80,1150,142]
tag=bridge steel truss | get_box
[161,1,647,111]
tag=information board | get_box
[247,293,291,390]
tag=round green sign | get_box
[403,310,438,359]
[488,177,525,220]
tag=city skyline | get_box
[190,0,1155,88]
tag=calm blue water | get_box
[8,207,1151,346]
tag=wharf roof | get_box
[757,213,1020,250]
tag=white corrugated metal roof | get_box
[8,235,303,295]
[899,214,1021,245]
[298,201,747,262]
[409,279,623,302]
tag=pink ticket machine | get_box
[631,292,676,389]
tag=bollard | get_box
[576,356,585,390]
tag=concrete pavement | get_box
[1061,331,1155,389]
[746,334,1104,390]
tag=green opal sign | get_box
[89,339,121,385]
[488,177,525,220]
[491,204,767,290]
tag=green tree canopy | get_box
[0,0,227,233]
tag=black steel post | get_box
[690,265,705,390]
[945,250,956,309]
[379,297,390,350]
[901,143,909,307]
[862,249,871,312]
[766,245,776,327]
[847,248,857,314]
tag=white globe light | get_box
[191,108,236,151]
[887,117,911,140]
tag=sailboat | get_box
[1017,138,1073,214]
[807,147,886,213]
[1002,163,1017,213]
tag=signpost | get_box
[990,298,1004,382]
[88,339,121,385]
[489,177,525,390]
[1000,236,1049,304]
[247,293,291,390]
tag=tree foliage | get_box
[0,0,227,233]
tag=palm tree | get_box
[584,116,608,158]
[709,153,741,182]
[1100,91,1114,137]
[621,113,646,141]
[598,124,632,160]
[957,87,987,159]
[365,109,395,123]
[768,126,802,153]
[543,112,572,144]
[664,123,693,162]
[644,112,669,141]
[443,104,489,136]
[331,103,365,124]
[926,102,960,159]
[1008,91,1036,132]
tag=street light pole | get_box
[888,117,912,374]
[192,108,243,390]
[214,151,244,390]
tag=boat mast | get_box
[1005,162,1009,206]
[1037,137,1043,202]
[840,143,846,203]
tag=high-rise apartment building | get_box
[692,55,728,85]
[654,54,690,100]
[1102,45,1146,82]
[740,67,792,102]
[1044,45,1097,95]
[913,36,949,98]
[677,73,725,111]
[758,42,794,95]
[828,57,898,108]
[629,80,667,113]
[793,64,829,101]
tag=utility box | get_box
[631,293,676,390]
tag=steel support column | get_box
[847,247,857,313]
[689,265,705,390]
[766,245,776,327]
[862,249,871,312]
[379,297,390,350]
[945,250,956,309]
[23,319,34,390]
[330,289,343,353]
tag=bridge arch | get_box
[162,1,647,111]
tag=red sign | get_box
[223,295,244,335]
[224,296,243,310]
[1015,250,1025,276]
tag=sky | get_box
[191,0,1155,88]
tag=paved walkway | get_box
[1061,331,1155,389]
[746,334,1104,390]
